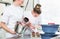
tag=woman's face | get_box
[17,0,24,5]
[32,11,40,17]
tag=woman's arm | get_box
[0,22,16,34]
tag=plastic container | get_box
[41,24,59,39]
[41,24,59,33]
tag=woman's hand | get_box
[26,23,35,29]
[10,31,16,34]
[0,22,16,35]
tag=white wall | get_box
[39,0,60,24]
[2,0,13,3]
[23,0,34,11]
[0,4,5,16]
[0,0,13,17]
[0,0,60,24]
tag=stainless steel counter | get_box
[6,34,41,39]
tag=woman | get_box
[0,0,24,38]
[21,4,42,37]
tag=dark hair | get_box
[13,0,16,2]
[33,4,41,14]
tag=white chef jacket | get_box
[1,4,23,38]
[24,11,41,32]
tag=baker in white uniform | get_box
[23,4,41,37]
[0,0,24,38]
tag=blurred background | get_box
[0,0,60,24]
